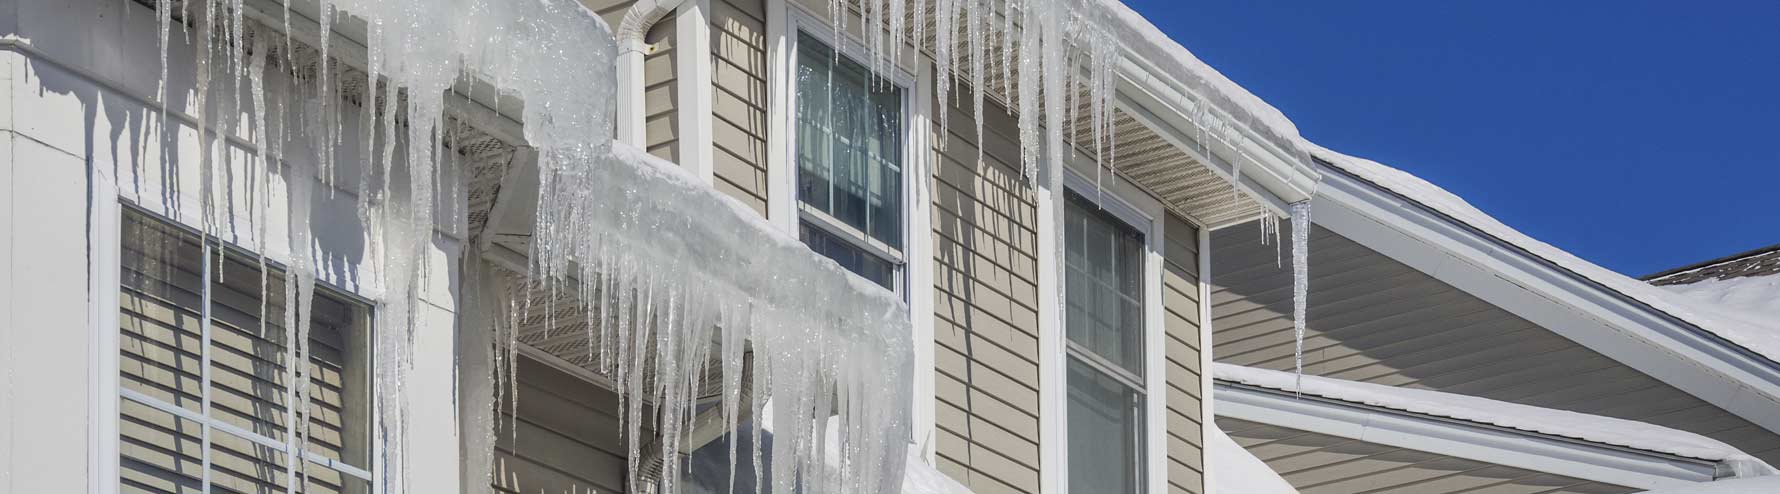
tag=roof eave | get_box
[1215,381,1723,490]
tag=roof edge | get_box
[1216,381,1724,490]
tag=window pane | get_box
[1064,191,1146,376]
[119,209,373,493]
[1068,357,1146,494]
[795,33,903,250]
[801,221,897,289]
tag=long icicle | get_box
[1290,202,1312,395]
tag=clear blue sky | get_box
[1123,1,1780,277]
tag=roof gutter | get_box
[1216,381,1728,490]
[616,0,685,146]
[1110,51,1321,218]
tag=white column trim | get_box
[908,62,938,461]
[676,0,715,184]
[1197,226,1215,493]
[88,171,122,494]
[764,0,795,234]
[1037,172,1066,494]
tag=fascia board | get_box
[1216,383,1719,490]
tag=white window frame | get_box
[773,0,938,456]
[782,6,922,295]
[1057,164,1168,494]
[111,206,377,488]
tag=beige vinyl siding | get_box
[1160,213,1204,494]
[118,211,367,494]
[1210,221,1780,466]
[931,89,1043,494]
[710,0,771,216]
[1218,417,1637,494]
[491,357,640,494]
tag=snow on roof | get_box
[1637,475,1780,494]
[1095,0,1308,164]
[1208,424,1300,494]
[1311,144,1780,367]
[1213,363,1778,477]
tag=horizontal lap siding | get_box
[492,357,637,494]
[711,0,771,215]
[119,213,365,494]
[1218,418,1636,494]
[932,90,1042,494]
[1161,214,1204,494]
[1210,221,1780,466]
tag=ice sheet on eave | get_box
[1214,363,1779,477]
[1208,424,1300,494]
[1310,142,1780,368]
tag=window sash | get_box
[1063,191,1147,378]
[793,30,906,285]
[118,209,372,491]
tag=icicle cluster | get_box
[156,0,914,492]
[1289,202,1312,395]
[921,0,1121,184]
[529,144,913,494]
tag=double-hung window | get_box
[793,31,905,291]
[117,208,372,494]
[1063,191,1149,494]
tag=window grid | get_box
[118,209,371,494]
[1063,190,1149,494]
[793,30,907,291]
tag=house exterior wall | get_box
[1217,417,1638,494]
[492,357,642,494]
[1160,213,1205,494]
[930,90,1046,494]
[1210,221,1780,465]
[710,0,771,215]
[0,0,463,492]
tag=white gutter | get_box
[615,0,685,146]
[1216,382,1724,490]
[1110,52,1321,214]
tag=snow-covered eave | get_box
[1104,29,1319,220]
[1215,381,1727,490]
[1307,155,1780,437]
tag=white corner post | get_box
[676,0,715,184]
[908,61,938,461]
[1197,226,1215,493]
[764,0,795,233]
[1038,6,1070,494]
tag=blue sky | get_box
[1123,1,1780,277]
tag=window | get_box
[1063,191,1148,494]
[117,208,372,494]
[794,31,905,290]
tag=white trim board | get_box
[1312,164,1780,436]
[1215,381,1722,490]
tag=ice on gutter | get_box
[1214,362,1778,478]
[1311,144,1780,369]
[1207,424,1300,494]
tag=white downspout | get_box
[615,0,685,146]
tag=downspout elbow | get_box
[615,0,686,146]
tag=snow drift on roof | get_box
[1208,424,1300,494]
[1214,363,1777,477]
[1311,143,1780,367]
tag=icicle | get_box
[934,0,955,147]
[1000,0,1014,102]
[966,0,984,164]
[1289,202,1312,395]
